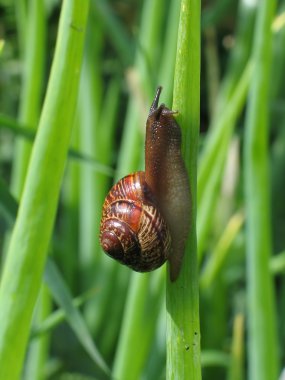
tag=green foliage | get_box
[0,0,89,378]
[0,0,284,379]
[244,0,278,378]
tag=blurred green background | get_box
[0,0,284,379]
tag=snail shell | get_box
[100,171,171,272]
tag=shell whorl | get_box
[100,171,171,272]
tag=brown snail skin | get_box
[100,86,191,281]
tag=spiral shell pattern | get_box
[99,171,171,272]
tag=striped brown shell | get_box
[99,171,171,272]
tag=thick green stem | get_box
[166,0,201,379]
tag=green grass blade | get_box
[68,149,114,177]
[211,1,256,123]
[201,350,230,368]
[166,0,201,379]
[0,177,18,228]
[23,285,51,380]
[198,61,252,205]
[15,0,27,57]
[0,39,4,54]
[227,314,245,380]
[92,0,133,66]
[201,0,233,30]
[0,1,89,378]
[197,62,252,259]
[0,183,105,372]
[113,271,164,379]
[243,1,279,379]
[111,0,170,379]
[77,16,112,335]
[200,211,244,290]
[0,114,114,177]
[31,287,98,338]
[115,0,167,180]
[158,0,181,104]
[0,114,35,139]
[11,0,46,198]
[44,259,110,375]
[270,251,285,275]
[80,78,121,334]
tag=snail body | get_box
[100,87,190,281]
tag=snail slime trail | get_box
[99,86,191,281]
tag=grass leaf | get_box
[44,259,110,376]
[0,1,90,378]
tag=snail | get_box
[99,86,191,281]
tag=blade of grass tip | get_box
[44,259,110,376]
[11,0,46,199]
[243,0,279,379]
[166,0,201,379]
[0,1,89,379]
